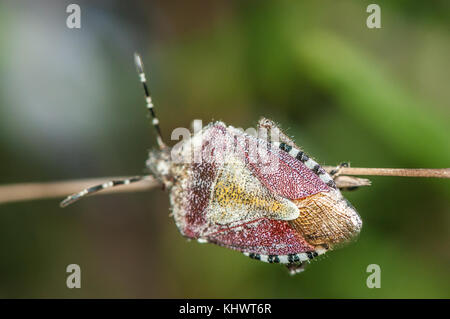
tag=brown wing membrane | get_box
[289,191,362,247]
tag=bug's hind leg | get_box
[330,162,371,191]
[286,263,307,275]
[329,162,350,178]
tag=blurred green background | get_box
[0,0,448,298]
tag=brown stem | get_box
[323,167,450,178]
[0,177,160,205]
[0,167,448,205]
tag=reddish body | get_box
[149,120,362,272]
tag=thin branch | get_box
[323,167,450,178]
[0,177,160,205]
[0,167,448,206]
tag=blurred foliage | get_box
[0,0,448,298]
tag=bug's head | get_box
[146,148,173,184]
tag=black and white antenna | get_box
[60,176,146,207]
[134,53,166,150]
[60,54,163,207]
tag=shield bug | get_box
[61,54,362,274]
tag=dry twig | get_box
[0,177,159,205]
[323,167,450,178]
[0,167,448,206]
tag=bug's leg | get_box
[286,263,307,275]
[60,176,148,207]
[330,162,349,178]
[330,163,370,191]
[258,117,301,149]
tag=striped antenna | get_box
[61,54,163,208]
[60,176,145,207]
[134,53,166,149]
